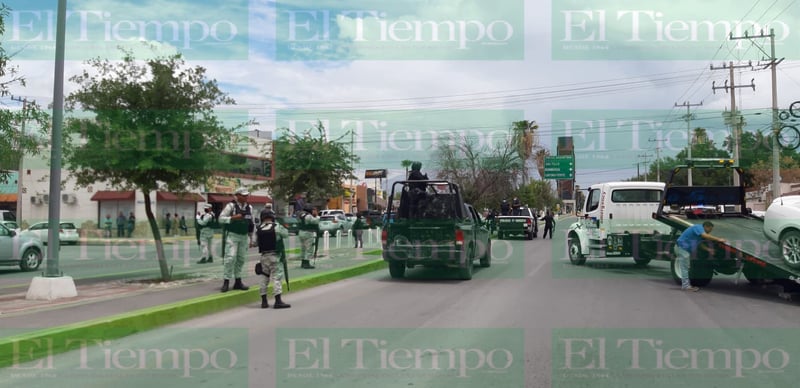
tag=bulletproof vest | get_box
[298,212,317,231]
[199,212,215,229]
[256,223,277,253]
[226,201,253,234]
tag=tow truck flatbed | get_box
[654,159,800,290]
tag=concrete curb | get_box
[0,259,387,368]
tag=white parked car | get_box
[0,220,21,234]
[318,214,350,236]
[24,221,80,245]
[763,195,800,269]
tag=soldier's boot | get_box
[301,260,315,269]
[220,279,230,293]
[273,294,291,309]
[207,257,213,263]
[260,294,269,309]
[233,278,249,291]
[197,257,208,264]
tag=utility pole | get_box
[674,101,703,186]
[638,153,653,182]
[10,96,35,224]
[710,61,754,187]
[731,29,784,200]
[648,137,666,182]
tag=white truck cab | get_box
[567,181,671,266]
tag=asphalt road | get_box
[5,224,800,387]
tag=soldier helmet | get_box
[411,161,422,171]
[260,209,276,221]
[234,187,250,196]
[202,203,213,210]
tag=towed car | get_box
[763,195,800,269]
[0,223,45,271]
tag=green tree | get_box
[0,4,49,181]
[266,121,359,206]
[642,127,732,185]
[63,49,243,281]
[435,135,522,210]
[514,180,559,212]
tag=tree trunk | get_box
[143,190,171,281]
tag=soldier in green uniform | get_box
[297,205,319,269]
[218,187,255,292]
[255,210,291,309]
[196,203,216,264]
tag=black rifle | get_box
[194,217,201,246]
[312,224,320,265]
[277,237,289,291]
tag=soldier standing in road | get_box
[542,211,556,239]
[297,205,319,269]
[218,187,255,292]
[196,204,216,264]
[352,213,366,248]
[255,209,291,309]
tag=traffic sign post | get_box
[544,156,575,180]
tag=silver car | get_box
[318,214,350,237]
[0,223,45,271]
[763,195,800,269]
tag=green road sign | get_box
[544,156,574,179]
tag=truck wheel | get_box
[568,237,586,265]
[498,232,504,239]
[779,230,800,269]
[689,265,714,287]
[388,261,406,279]
[458,257,474,280]
[633,257,651,266]
[670,257,713,287]
[20,248,43,271]
[480,239,492,268]
[742,265,769,285]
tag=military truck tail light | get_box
[381,229,387,244]
[455,230,464,245]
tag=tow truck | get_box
[654,158,800,294]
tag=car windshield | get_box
[320,216,335,221]
[60,222,77,229]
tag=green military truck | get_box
[382,180,491,280]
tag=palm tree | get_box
[512,120,540,185]
[401,159,413,178]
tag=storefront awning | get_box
[156,191,205,202]
[207,193,270,204]
[90,191,135,201]
[0,194,17,202]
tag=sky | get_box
[3,0,800,194]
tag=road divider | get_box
[0,259,387,368]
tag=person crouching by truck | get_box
[674,221,726,292]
